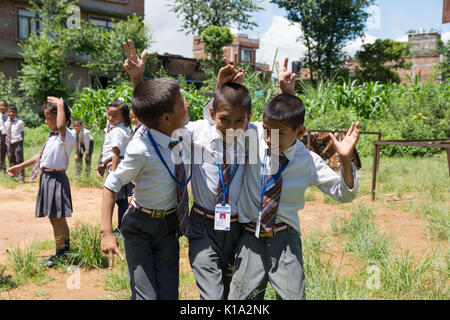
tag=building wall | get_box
[0,0,145,89]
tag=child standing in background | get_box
[4,105,25,182]
[8,97,75,267]
[98,102,132,235]
[0,100,9,174]
[71,118,94,177]
[129,108,142,139]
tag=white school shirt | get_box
[238,123,359,235]
[100,123,130,164]
[39,128,76,170]
[104,127,191,210]
[186,119,254,215]
[71,127,93,151]
[4,118,25,144]
[0,113,8,134]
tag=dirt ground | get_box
[0,183,445,300]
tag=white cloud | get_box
[442,31,450,43]
[257,15,305,70]
[343,33,377,56]
[144,0,193,57]
[395,34,409,42]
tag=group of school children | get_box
[4,39,360,300]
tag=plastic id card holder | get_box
[214,204,231,231]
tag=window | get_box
[18,8,42,40]
[241,48,253,63]
[90,18,116,31]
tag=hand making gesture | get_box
[276,57,297,95]
[123,39,147,89]
[216,57,244,90]
[329,121,361,163]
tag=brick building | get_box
[193,33,270,72]
[149,53,206,85]
[0,0,145,89]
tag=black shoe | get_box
[39,254,61,267]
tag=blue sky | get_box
[144,0,450,66]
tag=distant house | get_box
[193,33,271,73]
[0,0,145,89]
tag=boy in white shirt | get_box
[5,105,25,182]
[71,118,94,177]
[229,66,360,300]
[0,100,8,174]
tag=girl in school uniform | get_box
[97,101,132,235]
[7,97,75,267]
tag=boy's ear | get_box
[246,112,253,123]
[297,125,306,140]
[209,105,216,121]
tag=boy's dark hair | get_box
[0,100,8,106]
[7,105,17,112]
[213,82,251,114]
[263,94,305,130]
[108,101,131,128]
[132,78,181,129]
[73,118,82,125]
[44,101,72,127]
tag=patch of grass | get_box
[59,223,108,270]
[415,201,449,241]
[0,265,17,291]
[104,261,130,300]
[6,245,51,285]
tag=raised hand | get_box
[276,58,296,95]
[123,39,147,88]
[216,57,244,90]
[329,122,360,162]
[47,96,64,108]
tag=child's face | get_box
[262,117,305,153]
[129,109,140,126]
[210,101,252,141]
[44,108,57,131]
[107,106,125,127]
[167,91,189,130]
[7,109,17,120]
[73,121,82,133]
[0,102,7,113]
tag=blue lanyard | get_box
[147,130,192,186]
[217,149,240,205]
[259,153,289,209]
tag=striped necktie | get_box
[169,140,189,237]
[216,141,231,205]
[260,153,289,232]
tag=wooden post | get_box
[371,143,380,202]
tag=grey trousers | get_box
[120,206,180,300]
[229,228,306,300]
[0,134,6,172]
[188,213,242,300]
[7,141,24,180]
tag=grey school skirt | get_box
[35,171,73,218]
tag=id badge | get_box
[214,204,231,231]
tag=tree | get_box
[69,15,154,85]
[354,39,412,83]
[201,26,234,61]
[18,0,75,109]
[436,40,450,82]
[272,0,374,80]
[169,0,263,35]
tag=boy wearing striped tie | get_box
[101,40,190,300]
[228,63,360,300]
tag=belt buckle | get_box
[259,229,274,238]
[152,209,166,218]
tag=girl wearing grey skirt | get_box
[8,97,76,267]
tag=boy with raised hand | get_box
[228,60,360,300]
[121,39,252,300]
[101,40,190,300]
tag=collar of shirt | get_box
[7,117,17,124]
[148,128,173,150]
